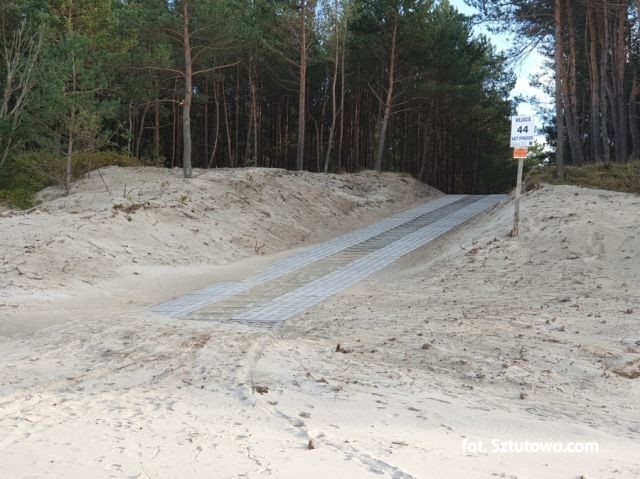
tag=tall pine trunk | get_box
[565,0,584,164]
[154,96,160,160]
[182,2,193,178]
[374,20,397,172]
[296,0,307,171]
[207,77,220,168]
[65,120,73,195]
[554,0,566,178]
[337,10,346,171]
[323,12,340,174]
[65,52,77,195]
[587,5,602,162]
[613,3,627,163]
[629,73,640,161]
[600,0,612,164]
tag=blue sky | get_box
[449,0,552,117]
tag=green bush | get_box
[73,151,142,175]
[529,162,640,194]
[0,150,144,209]
[0,188,38,209]
[0,152,49,209]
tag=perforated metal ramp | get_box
[152,194,507,327]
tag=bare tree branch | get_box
[193,61,240,77]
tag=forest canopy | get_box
[469,0,640,177]
[0,0,517,206]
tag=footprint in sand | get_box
[588,231,606,257]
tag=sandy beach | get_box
[0,169,638,478]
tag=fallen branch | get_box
[0,261,26,275]
[96,168,112,196]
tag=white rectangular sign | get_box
[510,116,536,147]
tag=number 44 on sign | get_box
[510,116,535,148]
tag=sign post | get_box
[512,151,525,236]
[510,116,535,237]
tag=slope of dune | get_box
[0,182,638,478]
[0,167,438,310]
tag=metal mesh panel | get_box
[152,194,506,324]
[151,195,467,316]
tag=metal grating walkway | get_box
[152,194,507,327]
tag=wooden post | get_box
[512,156,524,236]
[510,114,534,236]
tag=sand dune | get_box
[0,171,638,478]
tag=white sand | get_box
[0,167,438,334]
[0,173,639,478]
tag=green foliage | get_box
[0,151,141,209]
[73,151,142,173]
[477,156,518,193]
[1,0,516,193]
[529,162,640,194]
[30,31,117,150]
[0,187,36,209]
[0,151,51,208]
